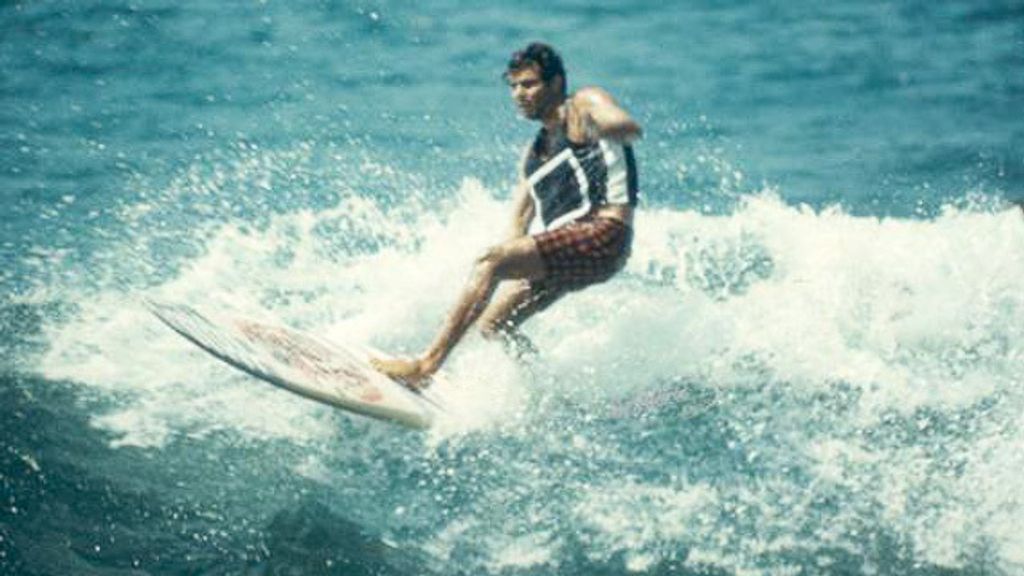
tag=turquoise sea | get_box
[3,1,1024,574]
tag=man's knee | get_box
[475,239,541,281]
[472,246,505,280]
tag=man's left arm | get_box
[571,87,643,144]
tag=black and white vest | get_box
[523,127,639,230]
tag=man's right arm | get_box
[508,179,535,239]
[508,143,535,239]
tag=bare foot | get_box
[370,356,434,390]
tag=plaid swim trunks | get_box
[532,216,632,292]
[489,217,633,330]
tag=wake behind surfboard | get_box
[146,299,444,430]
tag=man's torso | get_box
[522,125,638,231]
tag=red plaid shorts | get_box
[532,216,632,292]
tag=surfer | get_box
[372,42,641,387]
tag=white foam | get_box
[573,481,715,567]
[27,165,1024,572]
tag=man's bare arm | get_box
[508,179,535,239]
[570,87,643,144]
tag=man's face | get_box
[507,65,561,120]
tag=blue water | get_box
[3,1,1024,574]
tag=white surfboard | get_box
[146,299,443,430]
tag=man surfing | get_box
[372,42,641,387]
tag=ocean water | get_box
[3,0,1024,574]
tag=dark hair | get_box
[505,42,566,94]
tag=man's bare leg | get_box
[371,235,546,387]
[479,282,541,358]
[478,280,565,359]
